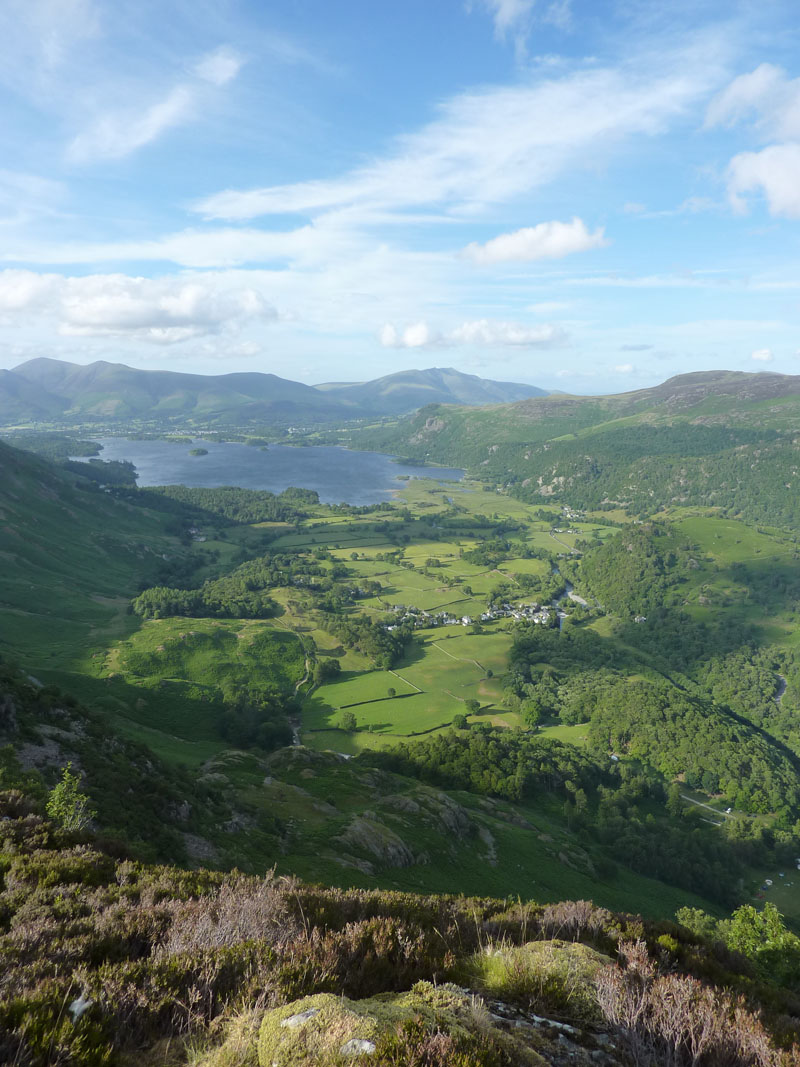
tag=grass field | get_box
[49,618,307,757]
[302,628,514,746]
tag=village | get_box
[385,599,568,632]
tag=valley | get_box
[3,417,800,924]
[5,367,800,1064]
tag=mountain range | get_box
[0,357,547,427]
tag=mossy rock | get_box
[257,981,545,1066]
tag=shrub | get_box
[46,764,96,832]
[595,939,780,1066]
[158,873,300,955]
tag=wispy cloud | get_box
[471,0,572,56]
[67,46,245,163]
[0,170,65,225]
[192,45,245,87]
[194,57,718,222]
[751,347,774,362]
[67,86,194,163]
[707,63,800,140]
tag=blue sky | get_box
[1,0,800,392]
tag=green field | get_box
[303,629,513,745]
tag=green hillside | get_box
[0,358,548,428]
[351,370,800,526]
[0,439,181,665]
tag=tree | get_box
[464,699,480,715]
[387,687,397,699]
[666,782,683,819]
[340,711,357,732]
[46,763,95,832]
[313,659,341,686]
[453,713,468,730]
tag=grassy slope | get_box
[0,440,180,669]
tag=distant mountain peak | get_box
[0,357,548,427]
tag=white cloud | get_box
[380,321,442,348]
[378,323,398,347]
[193,46,245,87]
[709,65,800,219]
[751,347,774,362]
[0,269,60,310]
[0,269,275,344]
[727,144,800,218]
[380,317,566,349]
[463,217,606,263]
[194,60,717,221]
[451,319,566,346]
[614,363,635,373]
[707,63,800,140]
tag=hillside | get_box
[8,356,340,425]
[5,779,800,1066]
[352,370,800,524]
[0,357,547,428]
[315,365,546,413]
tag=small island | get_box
[188,447,208,456]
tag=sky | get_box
[1,0,800,393]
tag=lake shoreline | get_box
[74,437,464,506]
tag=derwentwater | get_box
[83,438,464,506]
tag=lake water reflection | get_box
[87,438,464,506]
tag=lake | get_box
[86,438,464,506]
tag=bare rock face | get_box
[334,815,418,868]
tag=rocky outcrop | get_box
[257,982,549,1066]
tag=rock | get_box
[335,815,417,868]
[280,1007,320,1029]
[340,1037,376,1056]
[258,982,548,1067]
